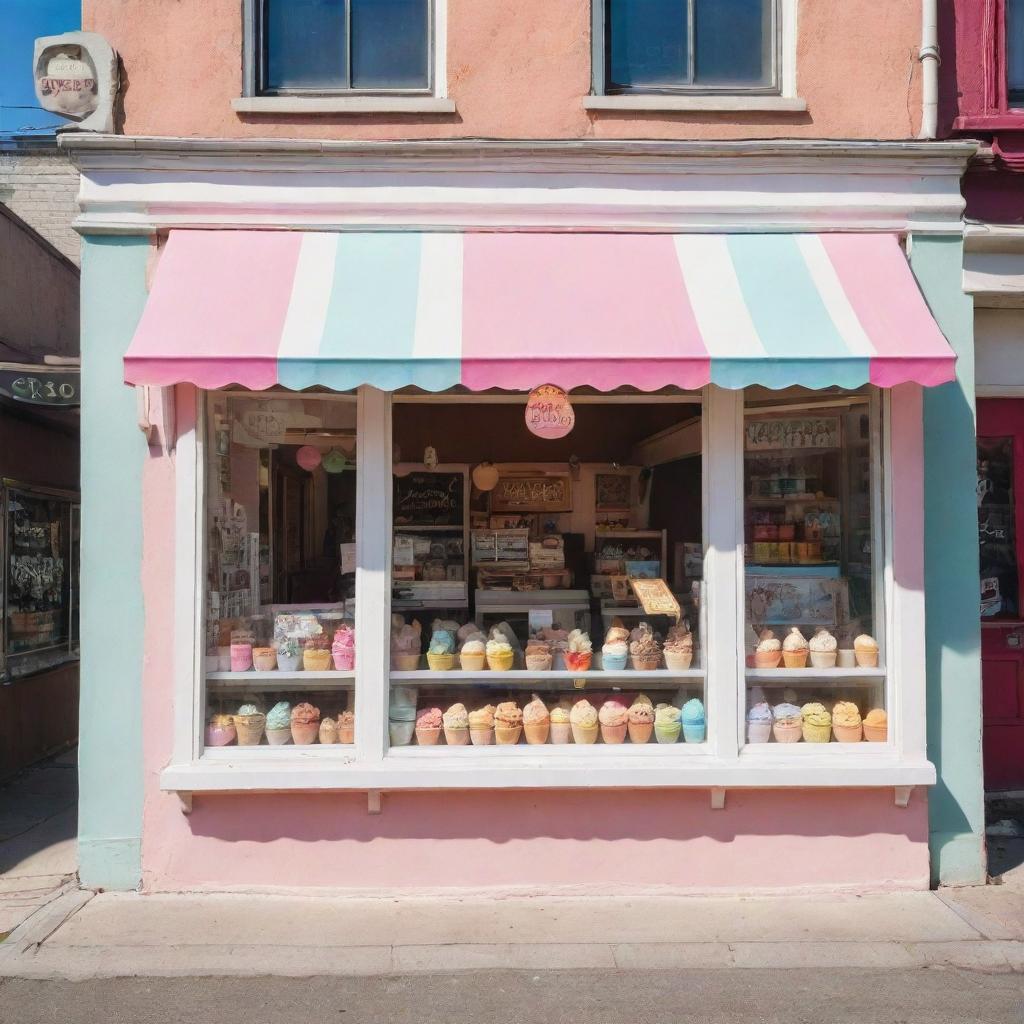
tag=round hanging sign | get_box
[296,445,322,471]
[525,384,575,439]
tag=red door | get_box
[978,399,1024,792]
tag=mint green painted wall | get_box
[78,236,150,889]
[913,235,986,886]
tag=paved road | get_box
[2,968,1022,1024]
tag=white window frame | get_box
[163,384,933,805]
[585,0,803,114]
[235,0,454,115]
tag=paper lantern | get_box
[296,445,322,471]
[322,448,348,474]
[472,462,500,492]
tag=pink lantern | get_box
[296,445,322,471]
[525,384,575,439]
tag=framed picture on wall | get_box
[595,473,631,511]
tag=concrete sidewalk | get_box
[1,884,1022,980]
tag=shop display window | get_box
[2,485,79,680]
[201,395,358,750]
[387,396,706,750]
[742,390,886,745]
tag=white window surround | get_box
[238,0,450,113]
[589,0,799,108]
[162,385,934,801]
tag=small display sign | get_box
[0,368,79,407]
[629,578,681,620]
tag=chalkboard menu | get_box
[394,471,464,526]
[978,436,1018,618]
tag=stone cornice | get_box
[61,135,978,236]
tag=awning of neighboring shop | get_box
[124,230,957,393]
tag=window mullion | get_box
[345,0,354,90]
[687,0,696,85]
[354,386,391,766]
[704,385,742,762]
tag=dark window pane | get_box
[608,0,689,89]
[265,0,347,89]
[1010,0,1024,105]
[695,0,771,86]
[351,0,429,89]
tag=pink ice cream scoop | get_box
[331,625,355,671]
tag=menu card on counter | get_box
[629,578,680,620]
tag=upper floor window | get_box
[1009,0,1024,106]
[605,0,776,92]
[260,0,431,93]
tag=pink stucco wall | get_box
[84,0,924,142]
[137,387,930,895]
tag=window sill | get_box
[583,95,807,114]
[161,750,935,793]
[953,114,1024,132]
[232,96,457,115]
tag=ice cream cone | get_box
[392,653,421,671]
[654,722,681,744]
[630,655,662,672]
[832,723,863,743]
[415,726,442,745]
[525,654,552,672]
[627,721,653,744]
[571,722,599,744]
[252,647,277,671]
[773,721,802,743]
[523,722,550,745]
[564,652,592,672]
[303,650,331,671]
[291,722,319,745]
[332,651,354,671]
[863,722,887,742]
[460,652,486,671]
[782,651,808,669]
[444,726,470,745]
[809,651,837,669]
[336,722,354,744]
[266,727,291,746]
[549,722,572,744]
[469,727,495,746]
[754,650,782,668]
[747,721,772,743]
[318,721,339,745]
[802,723,832,743]
[600,723,627,744]
[233,714,265,746]
[663,651,692,671]
[487,651,514,672]
[494,725,522,745]
[855,650,879,668]
[426,653,455,671]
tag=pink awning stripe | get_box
[123,230,956,394]
[460,233,710,392]
[124,231,303,390]
[819,234,957,388]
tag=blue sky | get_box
[0,0,81,137]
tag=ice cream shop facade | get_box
[67,131,990,895]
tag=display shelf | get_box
[207,679,355,692]
[747,496,840,505]
[743,561,838,568]
[394,524,463,532]
[207,670,355,681]
[745,668,884,683]
[745,447,842,456]
[390,669,705,682]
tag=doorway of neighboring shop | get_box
[977,398,1024,792]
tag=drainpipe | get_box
[919,0,940,138]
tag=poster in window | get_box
[978,436,1018,618]
[595,473,632,511]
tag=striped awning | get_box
[124,230,956,393]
